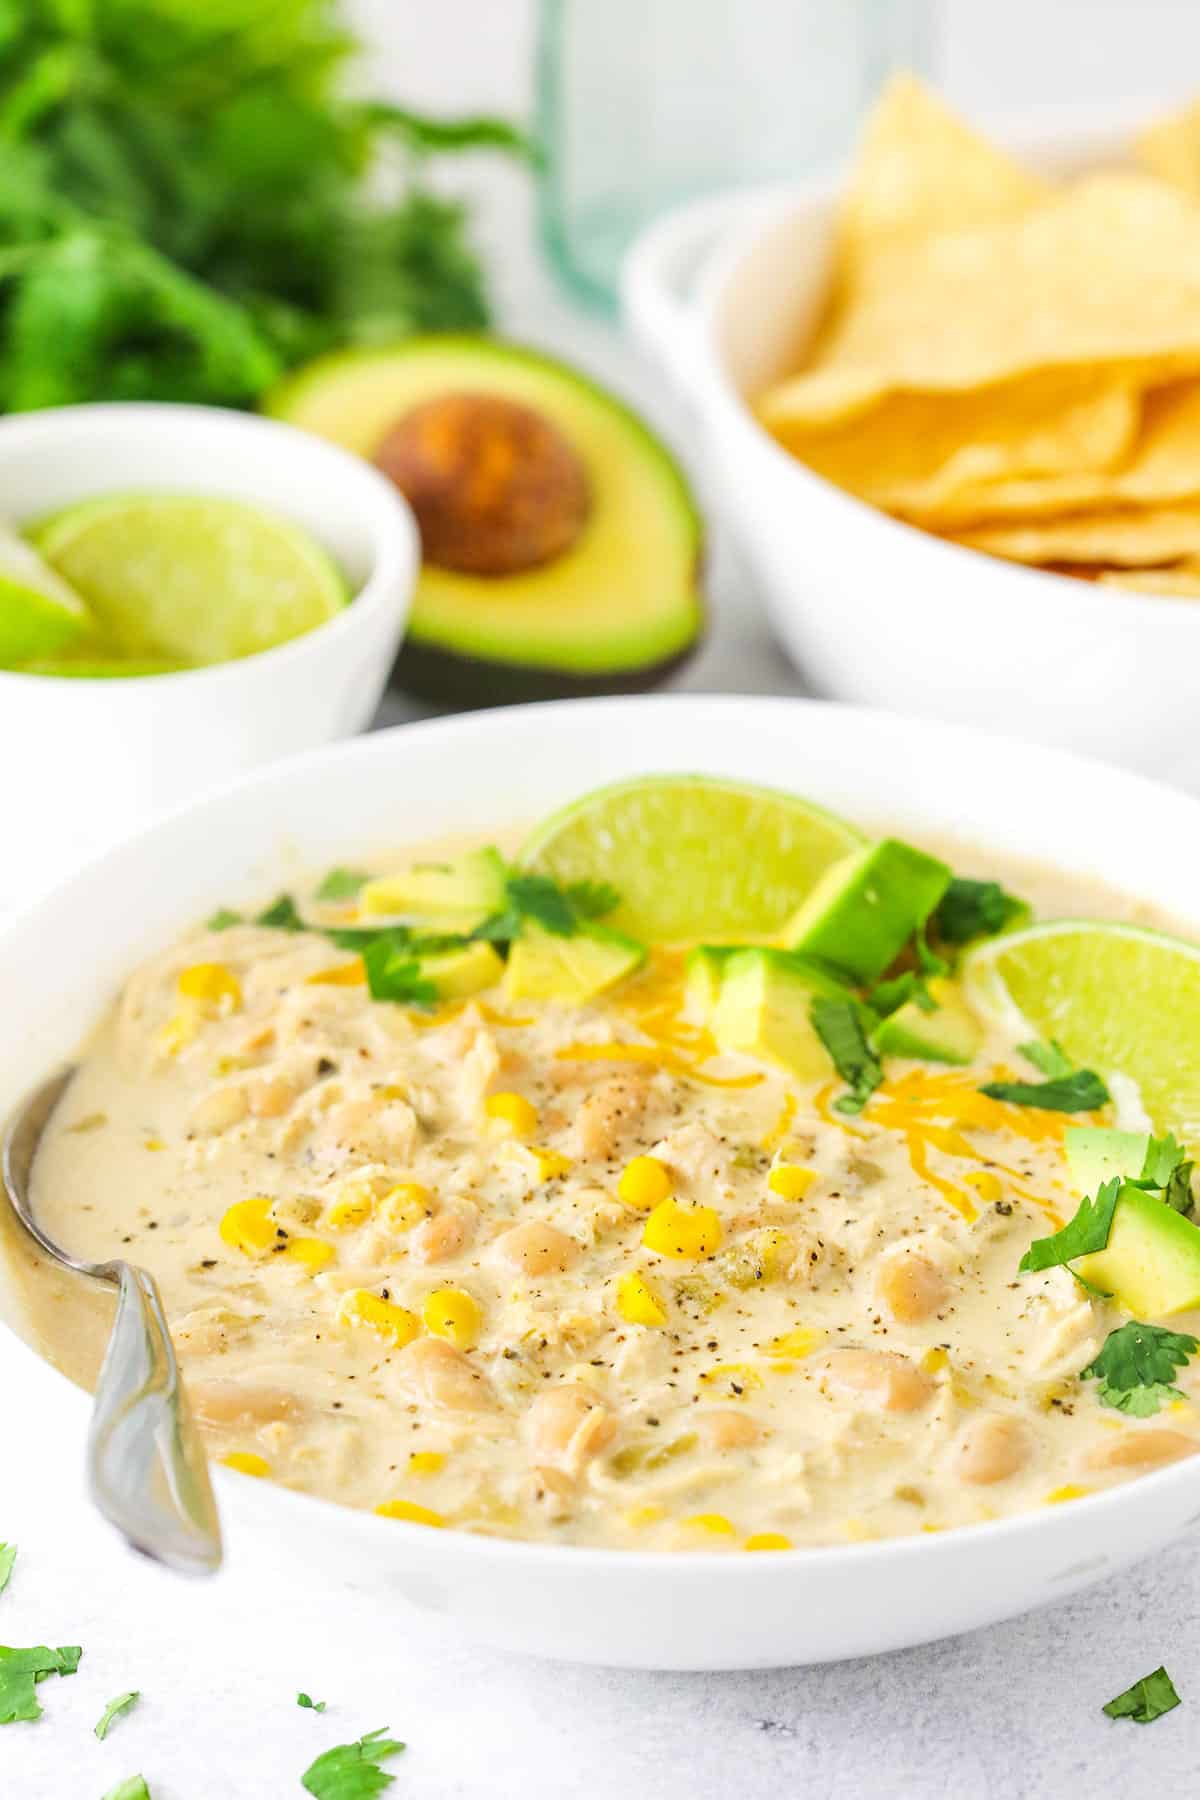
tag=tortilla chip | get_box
[957,503,1200,567]
[1136,98,1200,199]
[766,374,1137,514]
[892,379,1200,526]
[765,173,1200,428]
[837,75,1047,274]
[1098,564,1200,596]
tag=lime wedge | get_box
[519,774,865,943]
[0,522,91,666]
[962,920,1200,1136]
[32,495,348,665]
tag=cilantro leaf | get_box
[1019,1177,1123,1274]
[0,1545,14,1597]
[1132,1132,1196,1216]
[205,907,243,932]
[315,869,368,903]
[933,877,1025,946]
[301,1726,406,1800]
[299,1691,327,1712]
[95,1690,140,1739]
[811,998,883,1115]
[914,926,949,979]
[563,879,620,922]
[0,1643,82,1724]
[1080,1320,1199,1416]
[1103,1666,1181,1724]
[255,893,305,933]
[503,874,576,937]
[1018,1038,1074,1079]
[102,1781,151,1800]
[981,1067,1109,1113]
[361,939,438,1007]
[474,870,623,945]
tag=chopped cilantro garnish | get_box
[0,1545,15,1597]
[933,877,1025,946]
[205,907,243,932]
[475,870,621,945]
[301,1726,406,1799]
[503,873,577,936]
[981,1047,1109,1113]
[869,970,936,1017]
[299,1691,327,1712]
[255,893,305,932]
[315,868,369,903]
[1133,1132,1196,1215]
[1081,1320,1199,1416]
[1103,1665,1181,1724]
[913,925,949,978]
[361,939,438,1007]
[95,1690,140,1740]
[562,879,620,921]
[1018,1038,1074,1079]
[1019,1177,1123,1275]
[0,1642,82,1724]
[102,1780,151,1800]
[810,998,883,1115]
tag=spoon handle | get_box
[86,1262,222,1574]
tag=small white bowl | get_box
[2,694,1200,1669]
[621,108,1200,787]
[0,403,417,901]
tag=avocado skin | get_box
[389,626,704,709]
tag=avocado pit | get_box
[373,391,591,578]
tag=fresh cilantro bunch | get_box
[0,1,530,410]
[1081,1320,1199,1416]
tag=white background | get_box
[9,4,1200,1796]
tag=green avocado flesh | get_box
[1064,1127,1200,1316]
[266,337,704,701]
[711,947,849,1082]
[871,977,982,1065]
[782,839,951,983]
[505,922,646,1003]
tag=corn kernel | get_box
[744,1532,793,1551]
[378,1183,434,1232]
[624,1503,666,1529]
[501,1141,573,1184]
[485,1091,538,1136]
[143,1138,164,1152]
[422,1287,482,1350]
[768,1164,817,1201]
[178,962,242,1014]
[222,1451,270,1478]
[765,1326,826,1361]
[698,1361,763,1393]
[921,1346,950,1374]
[375,1498,446,1527]
[642,1196,722,1259]
[618,1154,673,1211]
[408,1451,446,1477]
[842,1518,877,1542]
[285,1237,335,1274]
[306,959,366,986]
[616,1271,668,1328]
[1046,1483,1091,1505]
[337,1289,420,1348]
[157,1010,198,1057]
[326,1181,377,1230]
[680,1513,736,1537]
[962,1169,1003,1204]
[218,1197,276,1255]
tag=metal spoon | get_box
[2,1068,222,1574]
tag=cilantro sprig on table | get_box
[301,1726,406,1800]
[982,1039,1110,1113]
[1080,1320,1200,1416]
[1103,1666,1182,1724]
[95,1690,141,1740]
[0,1544,15,1597]
[0,1642,81,1724]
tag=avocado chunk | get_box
[504,922,646,1003]
[418,941,505,1000]
[358,847,507,928]
[781,839,951,983]
[1065,1127,1160,1196]
[711,947,851,1081]
[1074,1184,1200,1316]
[685,945,739,1023]
[267,337,704,706]
[871,977,982,1065]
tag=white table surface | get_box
[10,7,1200,1795]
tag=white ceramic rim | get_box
[651,101,1200,627]
[4,690,1200,1578]
[0,401,417,691]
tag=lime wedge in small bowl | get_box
[962,918,1200,1135]
[519,773,865,942]
[31,494,348,666]
[0,523,92,666]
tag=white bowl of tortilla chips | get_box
[623,80,1200,786]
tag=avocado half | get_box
[266,337,705,706]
